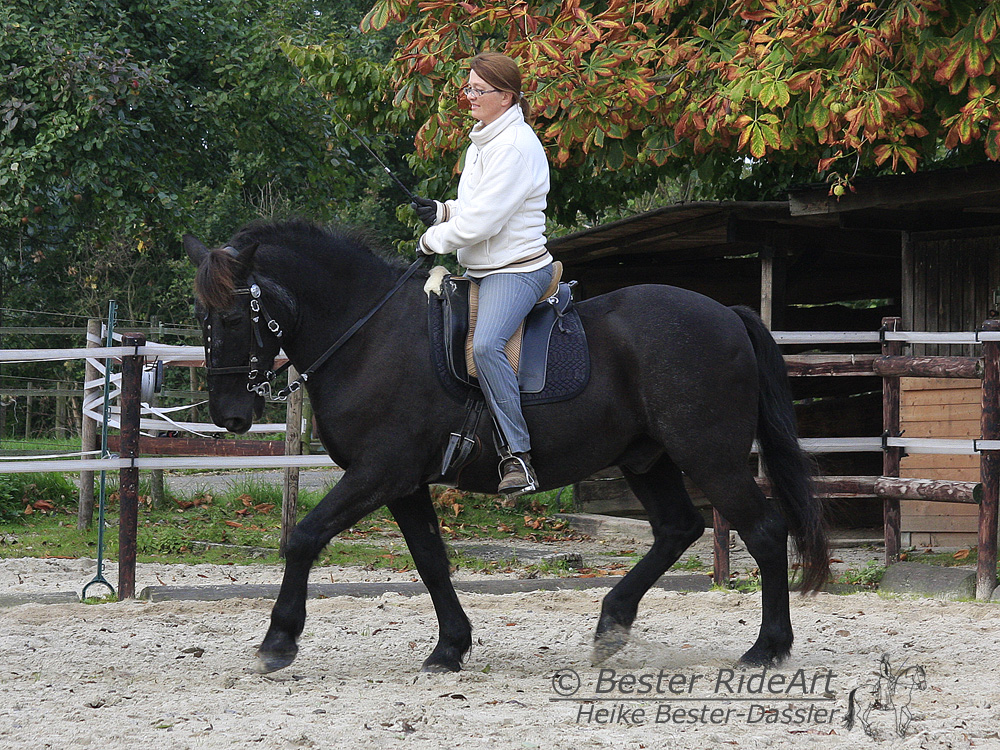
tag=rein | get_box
[208,254,426,402]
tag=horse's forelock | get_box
[195,248,240,310]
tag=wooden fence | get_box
[712,317,999,600]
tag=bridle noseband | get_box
[203,254,425,402]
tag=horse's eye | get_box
[221,311,244,327]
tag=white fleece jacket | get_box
[418,104,551,277]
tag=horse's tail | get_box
[843,687,859,730]
[731,305,829,593]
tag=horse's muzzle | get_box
[222,416,252,434]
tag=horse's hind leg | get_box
[593,457,705,662]
[388,488,472,672]
[690,469,793,665]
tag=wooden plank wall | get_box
[908,232,1000,356]
[899,377,980,545]
[903,231,999,544]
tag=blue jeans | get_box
[470,265,554,454]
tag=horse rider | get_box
[412,51,553,496]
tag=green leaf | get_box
[360,1,391,32]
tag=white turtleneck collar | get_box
[469,104,523,147]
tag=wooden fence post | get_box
[978,319,1000,600]
[712,509,731,588]
[24,381,32,439]
[78,319,101,530]
[281,367,303,557]
[881,317,903,565]
[118,333,144,599]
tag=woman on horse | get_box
[412,51,553,496]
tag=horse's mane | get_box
[194,219,400,309]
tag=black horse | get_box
[183,220,828,674]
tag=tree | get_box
[0,0,414,441]
[0,0,409,326]
[351,0,1000,215]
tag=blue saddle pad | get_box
[427,275,590,406]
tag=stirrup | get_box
[497,452,537,497]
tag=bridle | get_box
[203,272,291,399]
[203,252,426,402]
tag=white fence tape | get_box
[5,436,999,476]
[5,330,1000,364]
[0,454,337,474]
[768,330,1000,345]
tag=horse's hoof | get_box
[420,660,461,674]
[254,646,298,674]
[739,643,789,667]
[592,623,630,664]
[420,651,463,673]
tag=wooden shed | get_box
[549,162,1000,545]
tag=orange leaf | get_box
[224,520,244,528]
[816,156,839,172]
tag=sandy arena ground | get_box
[0,550,997,750]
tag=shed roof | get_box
[547,163,1000,306]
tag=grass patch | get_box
[902,547,981,567]
[675,554,706,571]
[835,560,885,588]
[0,472,579,570]
[82,593,119,605]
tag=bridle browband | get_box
[203,251,426,402]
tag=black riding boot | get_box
[498,452,538,496]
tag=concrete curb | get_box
[0,592,82,608]
[879,561,977,600]
[139,574,715,602]
[555,513,885,551]
[556,513,654,544]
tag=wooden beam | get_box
[874,476,981,504]
[107,435,284,456]
[873,355,983,379]
[784,354,879,377]
[789,163,1000,217]
[752,475,980,503]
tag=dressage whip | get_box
[288,60,417,202]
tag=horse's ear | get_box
[235,242,259,280]
[183,235,210,266]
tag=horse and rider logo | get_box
[844,653,927,740]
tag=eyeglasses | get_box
[461,86,502,99]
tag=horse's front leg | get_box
[388,488,472,672]
[255,472,397,674]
